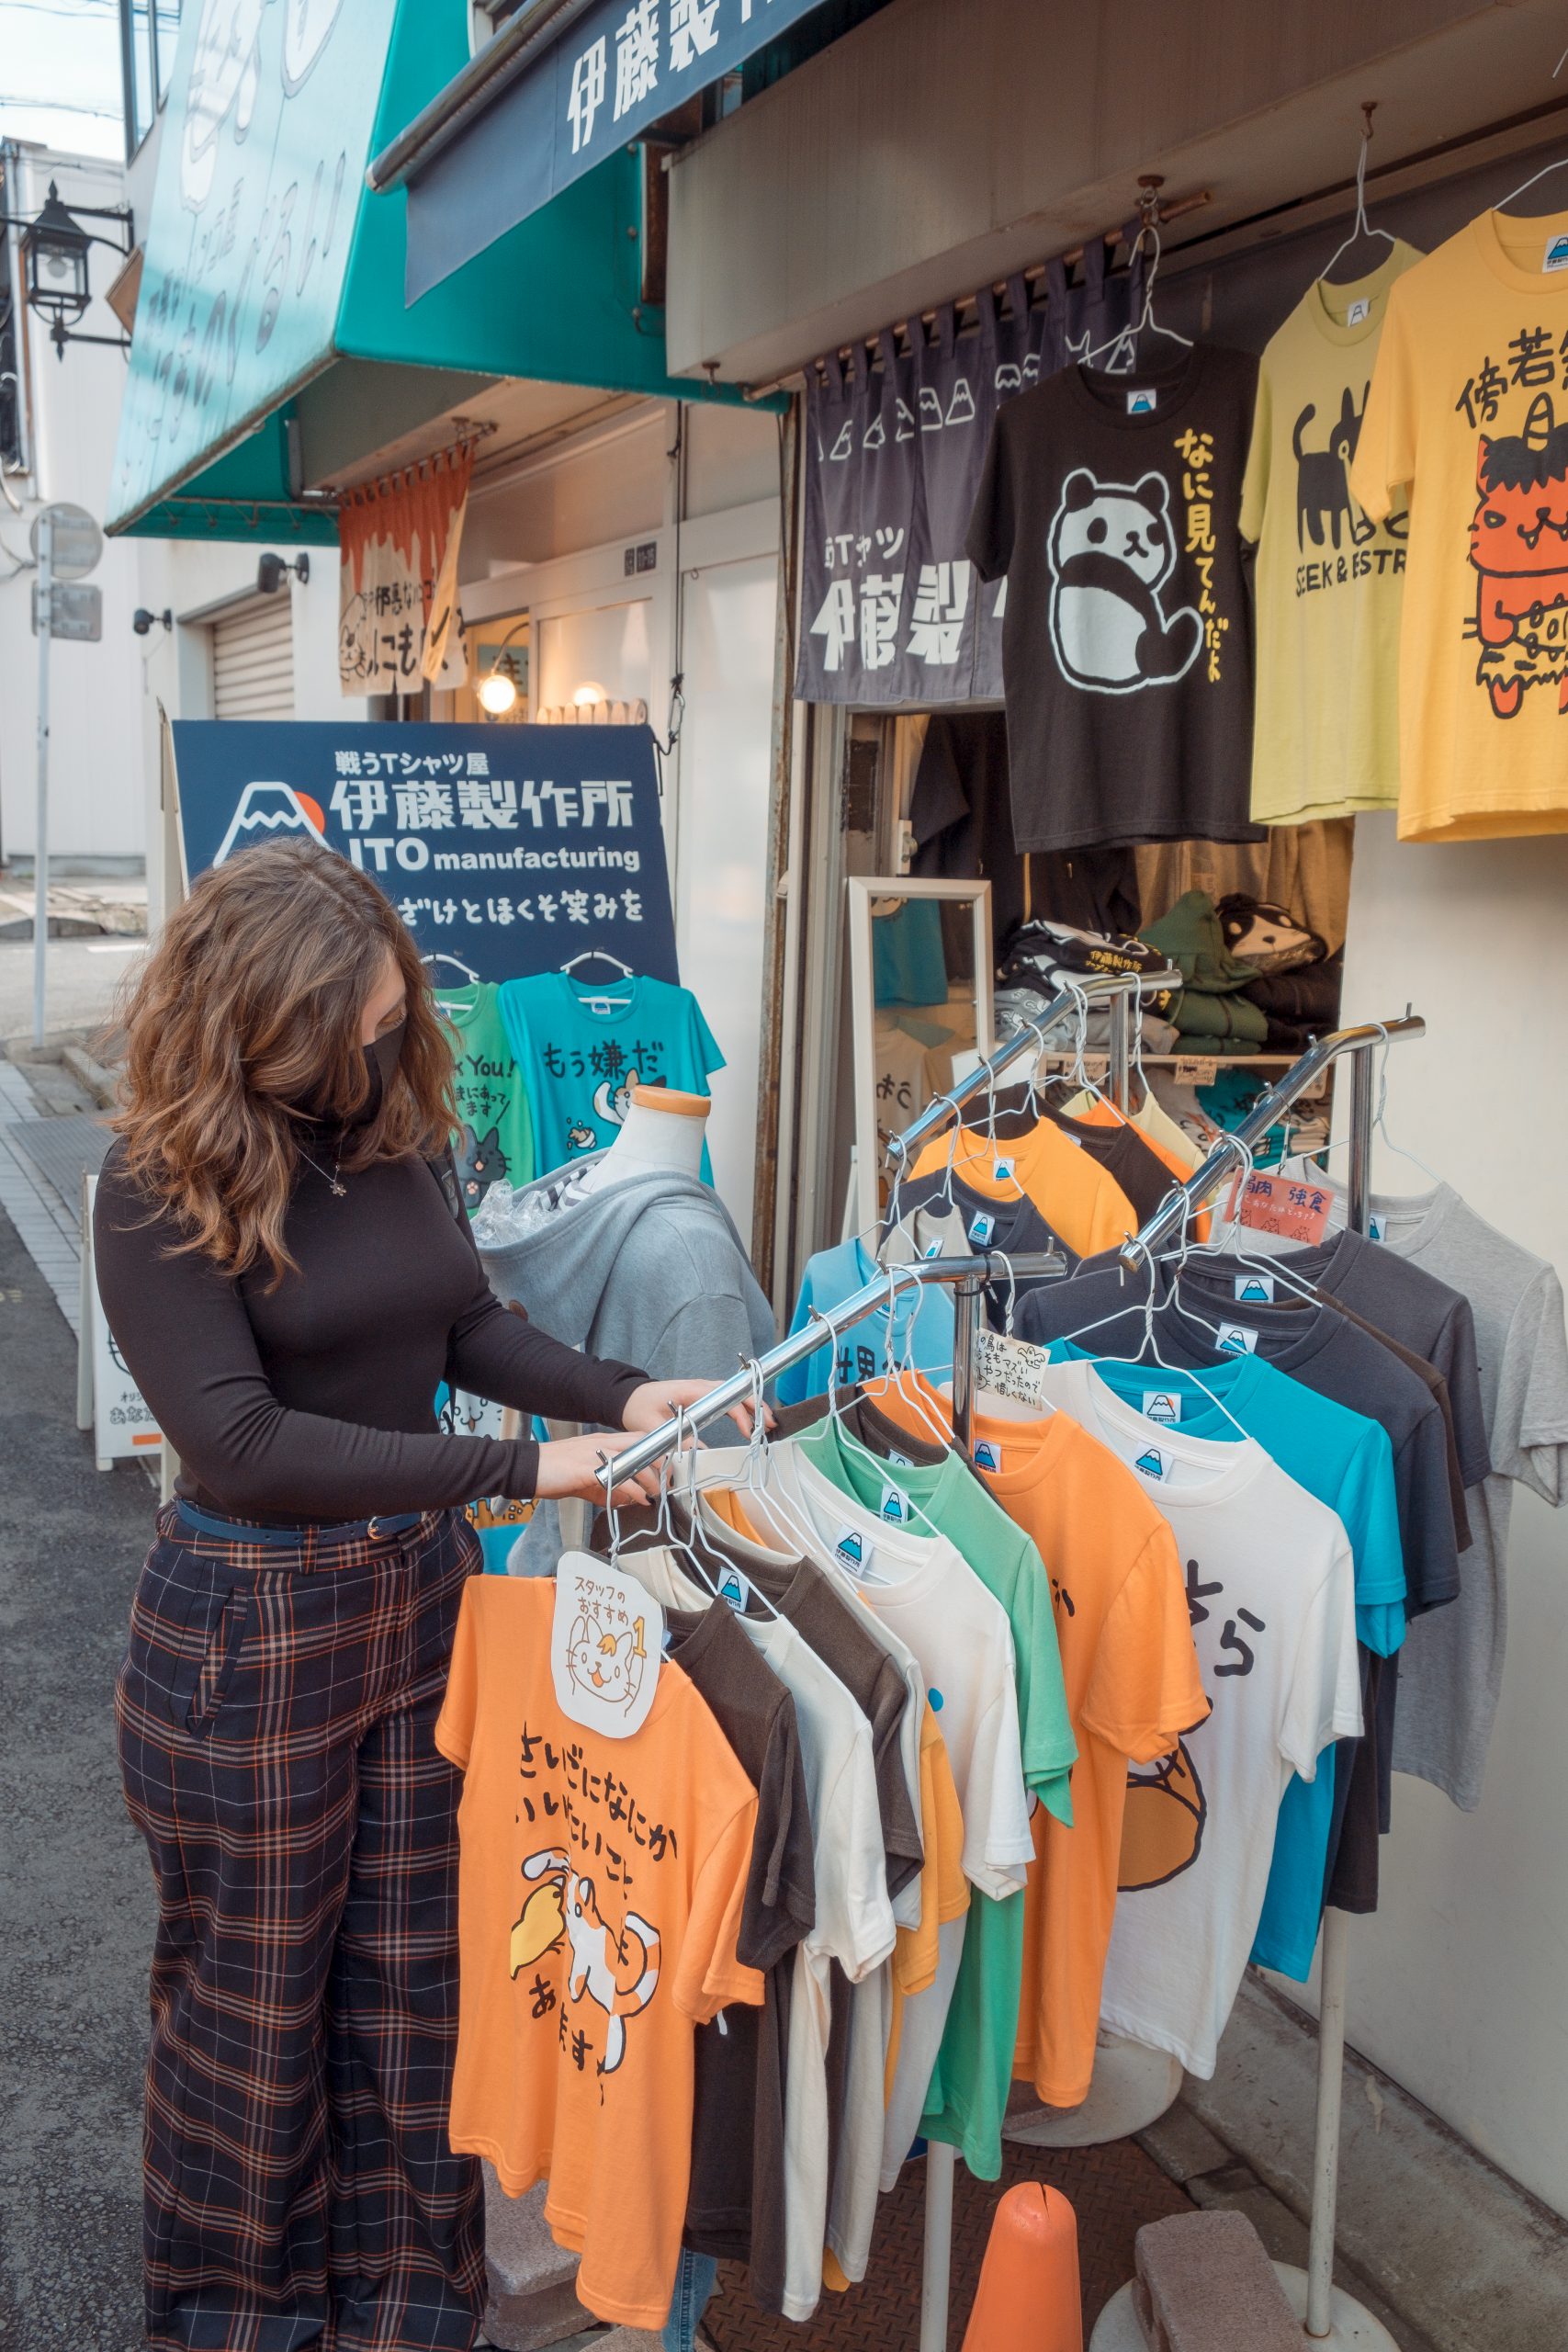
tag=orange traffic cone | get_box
[961,2182,1082,2352]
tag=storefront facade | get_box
[106,0,1568,2276]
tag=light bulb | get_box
[478,672,518,716]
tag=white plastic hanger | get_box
[559,946,633,1011]
[423,950,479,987]
[1320,105,1394,284]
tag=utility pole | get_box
[33,504,51,1048]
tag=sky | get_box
[0,0,128,164]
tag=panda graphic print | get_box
[1048,470,1202,693]
[965,342,1260,852]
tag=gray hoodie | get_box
[477,1159,778,1569]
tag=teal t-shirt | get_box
[436,981,536,1211]
[1047,1342,1404,1983]
[775,1238,956,1408]
[797,1411,1076,2182]
[496,971,723,1178]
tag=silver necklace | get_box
[297,1140,346,1198]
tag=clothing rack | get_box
[887,960,1183,1171]
[601,1012,1420,2351]
[601,1245,1058,2351]
[1106,1011,1425,2352]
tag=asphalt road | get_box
[0,1197,159,2350]
[0,937,147,1049]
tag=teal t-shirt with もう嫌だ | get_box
[496,972,724,1178]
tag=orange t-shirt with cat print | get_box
[436,1577,762,2331]
[1352,209,1568,841]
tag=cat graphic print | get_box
[511,1849,661,2076]
[1046,468,1202,693]
[1467,403,1568,718]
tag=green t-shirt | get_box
[437,982,536,1213]
[796,1412,1075,2181]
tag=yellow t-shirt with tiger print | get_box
[1352,208,1568,842]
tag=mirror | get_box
[845,876,994,1240]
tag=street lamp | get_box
[22,184,91,345]
[2,180,134,359]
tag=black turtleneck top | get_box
[93,1141,646,1524]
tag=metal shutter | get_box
[211,594,295,720]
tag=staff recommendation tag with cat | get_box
[552,1553,663,1737]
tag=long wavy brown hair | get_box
[113,838,457,1284]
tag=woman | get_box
[97,839,742,2352]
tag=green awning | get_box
[109,0,777,544]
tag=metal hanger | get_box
[1078,209,1193,373]
[1320,105,1394,284]
[1046,1257,1258,1443]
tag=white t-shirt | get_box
[625,1544,894,2323]
[745,1440,1034,2263]
[1040,1358,1361,2078]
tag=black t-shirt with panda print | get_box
[966,340,1263,854]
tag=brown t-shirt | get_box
[660,1600,815,2302]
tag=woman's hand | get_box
[621,1377,771,1445]
[534,1431,662,1510]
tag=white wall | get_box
[1335,813,1568,2218]
[671,550,779,1242]
[458,398,782,1242]
[131,538,370,929]
[0,145,145,866]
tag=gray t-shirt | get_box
[1015,1261,1461,1614]
[1258,1171,1568,1807]
[1202,1210,1489,1490]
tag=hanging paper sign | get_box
[1174,1057,1222,1085]
[973,1326,1055,1411]
[338,442,475,695]
[1228,1168,1333,1245]
[552,1551,662,1736]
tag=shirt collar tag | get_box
[1544,231,1568,274]
[973,1438,1002,1473]
[831,1522,875,1580]
[992,1158,1015,1184]
[878,1482,908,1525]
[715,1565,750,1613]
[1134,1443,1174,1483]
[968,1209,995,1245]
[1215,1320,1259,1355]
[1234,1272,1275,1303]
[1143,1389,1182,1425]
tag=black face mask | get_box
[354,1021,406,1125]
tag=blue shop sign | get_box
[170,721,678,986]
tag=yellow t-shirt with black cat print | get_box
[1241,243,1422,826]
[1352,209,1568,842]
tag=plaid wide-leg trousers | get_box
[115,1504,486,2351]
